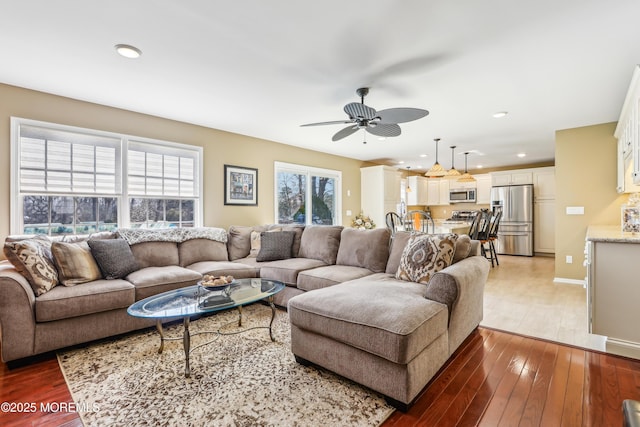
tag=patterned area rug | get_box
[58,304,394,426]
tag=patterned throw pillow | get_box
[256,231,296,262]
[88,239,140,279]
[395,233,459,284]
[51,241,103,286]
[3,235,59,296]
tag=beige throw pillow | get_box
[3,235,59,296]
[395,233,458,284]
[51,241,103,286]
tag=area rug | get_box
[57,304,394,426]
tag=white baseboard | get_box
[606,338,640,359]
[553,277,586,287]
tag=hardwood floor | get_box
[1,256,639,426]
[383,327,640,426]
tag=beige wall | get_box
[0,83,364,245]
[555,122,628,280]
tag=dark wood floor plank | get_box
[477,335,536,426]
[518,342,559,427]
[497,338,547,427]
[600,353,624,427]
[561,348,585,426]
[539,344,572,426]
[582,351,604,427]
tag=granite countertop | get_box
[586,225,640,243]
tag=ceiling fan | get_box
[301,87,429,142]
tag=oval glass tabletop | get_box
[127,278,285,319]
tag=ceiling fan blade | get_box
[300,120,353,127]
[376,108,429,124]
[344,102,377,120]
[366,123,401,138]
[332,125,359,141]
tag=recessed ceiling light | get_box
[398,161,405,164]
[477,165,483,169]
[416,165,422,169]
[115,44,142,59]
[419,154,427,158]
[492,111,508,118]
[378,137,386,141]
[517,153,526,158]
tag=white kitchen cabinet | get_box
[438,179,450,205]
[532,167,556,253]
[426,180,440,206]
[406,176,429,205]
[614,65,640,189]
[491,170,533,186]
[360,165,401,229]
[474,174,491,204]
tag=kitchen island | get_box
[586,225,640,359]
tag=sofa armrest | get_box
[0,263,37,362]
[432,255,490,355]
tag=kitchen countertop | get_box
[586,225,640,243]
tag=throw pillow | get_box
[453,234,472,263]
[51,241,103,286]
[249,227,282,258]
[256,230,296,262]
[395,233,458,284]
[3,235,59,296]
[88,238,139,279]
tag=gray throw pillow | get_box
[256,230,296,262]
[88,238,139,279]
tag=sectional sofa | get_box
[0,224,489,410]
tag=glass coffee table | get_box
[127,278,285,377]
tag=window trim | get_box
[10,117,204,234]
[273,161,342,226]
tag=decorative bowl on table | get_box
[198,275,236,291]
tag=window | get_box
[11,118,202,235]
[274,162,341,225]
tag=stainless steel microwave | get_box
[449,188,476,203]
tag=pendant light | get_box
[447,145,461,176]
[425,138,446,177]
[457,152,476,182]
[405,166,412,193]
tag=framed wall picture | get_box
[224,165,258,206]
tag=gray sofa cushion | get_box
[385,231,411,274]
[179,238,229,266]
[257,230,296,262]
[288,274,448,364]
[126,266,202,300]
[453,234,472,263]
[259,258,327,286]
[227,225,267,260]
[88,238,139,280]
[297,225,343,265]
[130,241,180,268]
[297,265,374,292]
[186,260,258,279]
[336,228,390,273]
[269,224,304,257]
[35,279,135,322]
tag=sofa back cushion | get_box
[179,239,229,267]
[298,225,343,265]
[336,228,390,273]
[130,241,180,268]
[452,234,472,263]
[227,225,267,261]
[385,231,411,274]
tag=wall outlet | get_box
[566,255,573,264]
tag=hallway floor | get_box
[480,255,606,352]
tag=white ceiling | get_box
[2,0,639,172]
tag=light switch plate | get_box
[346,210,352,216]
[566,206,584,215]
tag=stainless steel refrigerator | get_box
[490,184,533,256]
